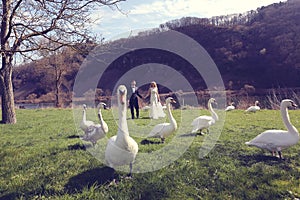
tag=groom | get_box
[128,80,143,119]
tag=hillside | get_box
[12,0,300,103]
[171,0,300,89]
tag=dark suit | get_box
[128,86,142,119]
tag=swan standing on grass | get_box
[191,98,218,134]
[245,101,260,112]
[80,104,95,133]
[147,97,177,143]
[81,103,108,146]
[225,102,235,111]
[105,85,138,178]
[245,99,298,159]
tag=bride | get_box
[145,81,166,119]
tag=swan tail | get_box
[245,141,252,146]
[191,128,198,133]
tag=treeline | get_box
[12,0,300,106]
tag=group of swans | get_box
[225,101,261,112]
[225,99,298,159]
[80,86,138,178]
[80,85,299,181]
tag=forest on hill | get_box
[12,0,300,106]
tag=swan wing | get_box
[105,135,138,168]
[80,120,95,132]
[225,105,235,111]
[101,121,109,133]
[246,106,259,112]
[148,123,171,138]
[246,130,298,150]
[246,106,254,112]
[82,124,106,144]
[191,116,212,128]
[124,136,139,155]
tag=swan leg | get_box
[197,129,203,135]
[161,137,165,143]
[278,151,283,159]
[127,162,133,178]
[272,151,276,157]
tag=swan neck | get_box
[167,102,177,127]
[118,102,129,136]
[208,101,218,121]
[98,109,106,132]
[82,109,86,121]
[281,105,297,133]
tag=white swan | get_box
[245,101,260,112]
[105,85,138,177]
[147,97,177,143]
[225,102,235,111]
[245,99,298,159]
[191,98,218,134]
[82,103,108,146]
[79,104,95,133]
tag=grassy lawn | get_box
[1,108,300,199]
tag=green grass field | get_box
[1,108,300,199]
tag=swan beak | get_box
[291,102,297,108]
[171,99,176,104]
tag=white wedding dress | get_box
[149,87,166,119]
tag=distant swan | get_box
[105,85,138,177]
[225,102,235,111]
[80,104,95,133]
[191,98,218,134]
[82,103,108,146]
[245,101,260,112]
[245,99,299,159]
[147,97,177,143]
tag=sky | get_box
[92,0,285,41]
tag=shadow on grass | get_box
[67,135,81,139]
[177,133,198,137]
[0,193,17,200]
[140,139,161,145]
[238,153,287,166]
[67,143,87,151]
[65,167,115,193]
[0,187,58,200]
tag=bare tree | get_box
[39,40,67,108]
[0,0,125,124]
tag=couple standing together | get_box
[129,80,166,119]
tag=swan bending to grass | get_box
[245,99,298,159]
[245,101,260,112]
[81,103,108,146]
[105,85,138,177]
[191,98,218,134]
[147,97,177,143]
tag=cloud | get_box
[93,0,285,40]
[129,0,284,17]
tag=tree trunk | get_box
[55,86,60,108]
[0,58,16,124]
